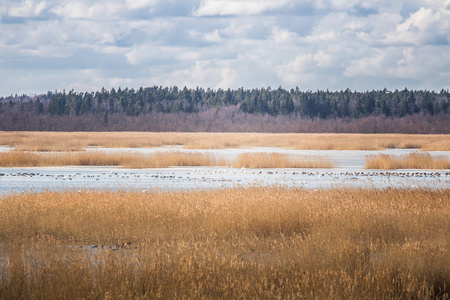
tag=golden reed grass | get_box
[1,131,449,151]
[366,152,450,169]
[0,151,224,168]
[233,152,335,168]
[1,188,449,299]
[0,151,333,168]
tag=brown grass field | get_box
[1,131,449,151]
[0,151,225,168]
[0,188,449,299]
[0,151,335,169]
[366,152,450,169]
[4,150,450,170]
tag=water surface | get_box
[1,148,449,195]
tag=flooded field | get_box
[1,145,449,299]
[1,148,449,194]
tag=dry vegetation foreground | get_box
[1,188,449,299]
[1,131,449,151]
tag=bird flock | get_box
[0,168,448,195]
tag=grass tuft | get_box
[366,152,450,169]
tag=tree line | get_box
[1,86,449,119]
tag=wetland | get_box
[1,132,449,299]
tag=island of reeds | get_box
[1,131,449,151]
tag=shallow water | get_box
[0,148,449,195]
[0,147,14,152]
[1,166,448,195]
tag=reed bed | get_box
[233,152,335,168]
[292,133,450,150]
[0,151,334,168]
[0,188,449,299]
[1,131,449,151]
[123,151,226,168]
[366,152,450,169]
[0,151,223,168]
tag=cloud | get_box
[275,1,450,90]
[51,1,125,20]
[222,17,273,40]
[8,0,47,17]
[385,7,450,46]
[193,0,292,16]
[202,29,221,43]
[344,50,389,78]
[125,45,178,66]
[270,26,301,45]
[148,60,238,89]
[1,0,450,96]
[125,0,161,10]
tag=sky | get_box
[1,0,449,96]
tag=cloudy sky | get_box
[1,0,449,96]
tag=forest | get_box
[0,87,449,133]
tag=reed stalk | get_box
[366,152,450,169]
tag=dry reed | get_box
[1,131,449,151]
[292,133,450,150]
[1,188,449,299]
[0,151,223,168]
[233,152,335,168]
[0,151,333,169]
[366,152,450,169]
[122,151,226,168]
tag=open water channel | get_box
[0,147,449,195]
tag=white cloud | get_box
[313,50,333,68]
[188,28,222,43]
[52,1,123,20]
[52,2,90,19]
[313,0,402,12]
[385,7,450,45]
[270,27,300,45]
[125,0,160,10]
[276,54,316,85]
[19,45,70,58]
[8,0,48,17]
[1,0,450,96]
[422,0,450,9]
[344,50,387,77]
[328,0,359,10]
[390,46,450,79]
[125,45,170,66]
[146,60,235,89]
[343,44,450,90]
[193,0,292,16]
[222,17,273,40]
[203,30,222,43]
